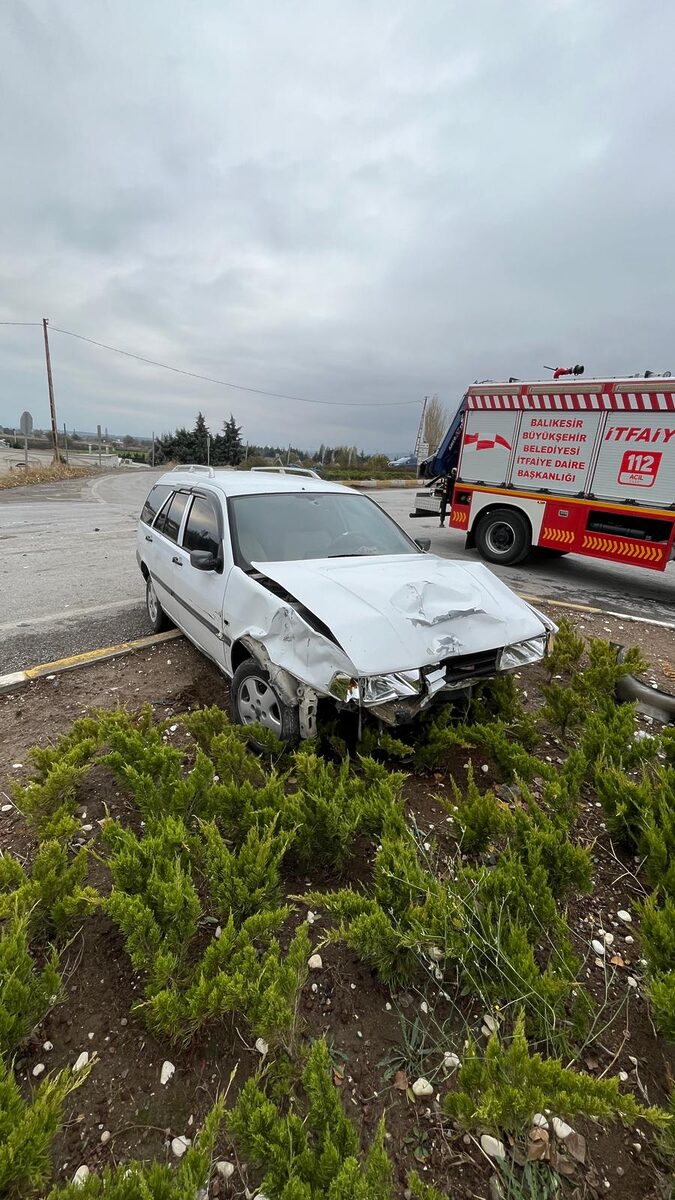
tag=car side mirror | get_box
[190,549,219,571]
[415,537,431,552]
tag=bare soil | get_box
[1,623,674,1198]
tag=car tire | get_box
[475,508,532,566]
[230,658,300,748]
[146,576,171,633]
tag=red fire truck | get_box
[415,376,675,572]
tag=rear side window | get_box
[140,484,172,525]
[183,495,220,558]
[159,491,189,543]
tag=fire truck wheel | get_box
[475,508,532,565]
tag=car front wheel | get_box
[230,658,300,748]
[146,576,171,633]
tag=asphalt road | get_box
[1,471,674,673]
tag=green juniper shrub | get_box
[227,1038,396,1198]
[648,971,675,1043]
[357,724,415,761]
[200,820,291,920]
[45,1095,224,1200]
[545,618,585,679]
[441,765,515,856]
[0,1056,91,1199]
[443,1011,667,1134]
[582,640,648,705]
[0,843,99,937]
[594,764,675,891]
[103,816,310,1046]
[416,715,553,783]
[640,893,675,976]
[0,917,61,1059]
[540,682,585,741]
[581,703,660,774]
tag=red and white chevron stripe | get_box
[467,390,675,412]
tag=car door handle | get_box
[145,535,153,542]
[172,555,183,566]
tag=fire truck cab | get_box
[416,377,675,572]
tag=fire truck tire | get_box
[475,508,532,566]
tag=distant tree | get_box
[189,412,210,463]
[122,434,135,447]
[213,414,243,466]
[369,454,390,471]
[423,393,449,454]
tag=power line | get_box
[0,320,41,327]
[48,325,421,408]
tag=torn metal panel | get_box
[253,555,551,676]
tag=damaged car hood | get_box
[253,554,549,675]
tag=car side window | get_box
[160,491,189,543]
[140,484,172,525]
[183,495,220,558]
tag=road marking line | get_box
[0,629,183,694]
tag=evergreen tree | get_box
[213,414,243,466]
[189,412,210,464]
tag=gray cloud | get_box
[1,0,674,452]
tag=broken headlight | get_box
[360,670,422,705]
[498,635,547,671]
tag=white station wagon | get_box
[137,466,554,742]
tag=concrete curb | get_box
[517,592,675,631]
[0,629,183,695]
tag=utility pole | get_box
[42,318,60,463]
[63,423,69,464]
[206,433,210,467]
[151,432,155,468]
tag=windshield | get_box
[229,491,418,566]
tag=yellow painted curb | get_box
[0,629,183,694]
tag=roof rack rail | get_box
[171,464,216,478]
[250,465,320,478]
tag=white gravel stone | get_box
[480,1134,506,1159]
[412,1077,434,1098]
[1,804,12,813]
[551,1117,574,1139]
[483,1014,498,1032]
[171,1136,191,1158]
[160,1060,175,1086]
[72,1165,90,1186]
[306,910,316,924]
[73,1051,89,1073]
[32,1062,46,1077]
[216,1161,236,1179]
[100,1131,111,1144]
[532,1112,548,1127]
[255,1037,269,1057]
[617,910,632,923]
[625,935,634,944]
[618,1070,628,1082]
[443,1052,461,1071]
[627,976,639,988]
[43,1041,53,1051]
[308,953,323,970]
[591,939,606,956]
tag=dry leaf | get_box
[610,954,625,967]
[527,1129,550,1161]
[332,1067,344,1087]
[565,1131,587,1164]
[394,1070,409,1091]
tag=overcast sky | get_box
[1,1,674,453]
